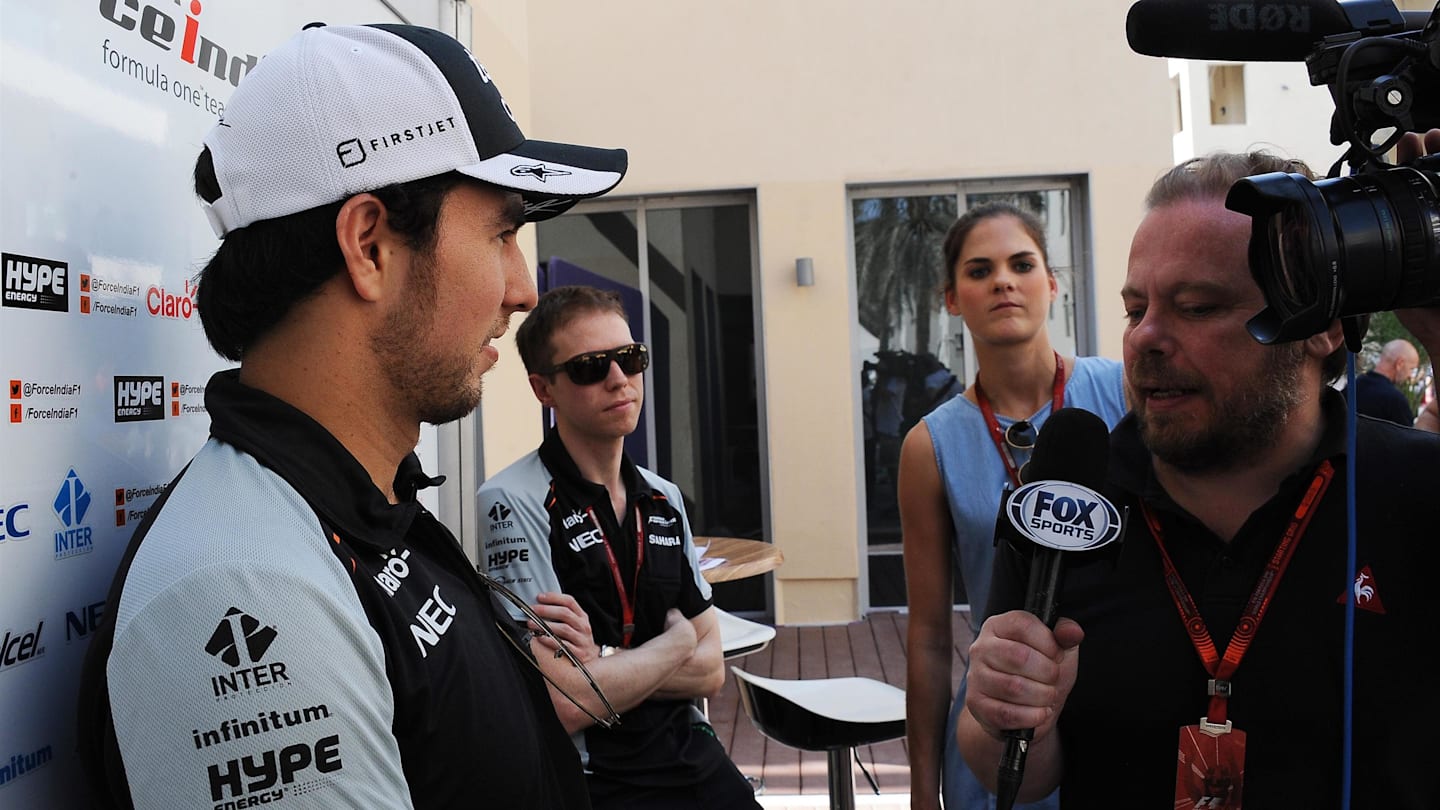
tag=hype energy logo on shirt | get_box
[1006,480,1123,551]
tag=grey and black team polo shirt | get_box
[477,431,723,790]
[77,370,589,810]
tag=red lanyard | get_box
[1141,460,1334,725]
[586,505,645,648]
[974,350,1066,487]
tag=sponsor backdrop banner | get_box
[0,1,448,805]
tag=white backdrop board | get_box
[0,2,460,805]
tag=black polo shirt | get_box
[477,430,718,790]
[989,391,1440,809]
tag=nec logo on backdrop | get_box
[114,376,165,422]
[2,252,68,312]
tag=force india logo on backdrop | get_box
[98,0,258,89]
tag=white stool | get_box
[731,667,905,810]
[714,610,777,796]
[717,609,777,659]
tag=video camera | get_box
[1128,0,1440,349]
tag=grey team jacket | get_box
[77,370,589,810]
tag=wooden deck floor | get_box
[707,609,975,804]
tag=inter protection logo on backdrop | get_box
[114,376,165,422]
[53,468,94,560]
[2,252,68,312]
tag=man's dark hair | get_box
[192,147,466,361]
[940,202,1050,296]
[515,285,629,374]
[1145,150,1348,384]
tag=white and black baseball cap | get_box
[200,23,627,237]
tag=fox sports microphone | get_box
[1125,0,1424,62]
[994,407,1124,810]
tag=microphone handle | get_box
[996,547,1065,810]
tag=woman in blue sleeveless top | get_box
[899,203,1127,810]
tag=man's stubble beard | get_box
[1135,342,1306,473]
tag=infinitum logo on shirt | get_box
[206,607,291,700]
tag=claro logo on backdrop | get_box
[98,0,258,87]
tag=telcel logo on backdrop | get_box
[1,252,68,312]
[114,376,165,422]
[1006,480,1123,551]
[53,468,94,560]
[0,620,45,672]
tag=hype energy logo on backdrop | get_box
[1006,480,1123,551]
[53,468,94,560]
[2,252,68,312]
[114,376,165,422]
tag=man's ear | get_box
[1305,319,1346,361]
[335,193,393,303]
[528,373,556,408]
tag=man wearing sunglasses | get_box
[478,285,760,810]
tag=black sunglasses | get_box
[540,343,649,386]
[477,570,621,729]
[1005,420,1037,450]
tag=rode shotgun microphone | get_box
[1125,0,1425,62]
[993,408,1125,810]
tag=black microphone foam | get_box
[1125,0,1420,62]
[1022,407,1109,490]
[995,407,1115,810]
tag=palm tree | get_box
[853,195,956,353]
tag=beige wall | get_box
[476,0,1176,623]
[471,2,547,477]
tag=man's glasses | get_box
[540,343,649,386]
[1005,420,1037,450]
[477,570,621,729]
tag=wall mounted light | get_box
[795,257,815,287]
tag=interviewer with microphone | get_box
[958,149,1440,808]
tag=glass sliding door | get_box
[535,196,768,613]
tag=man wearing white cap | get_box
[78,23,626,809]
